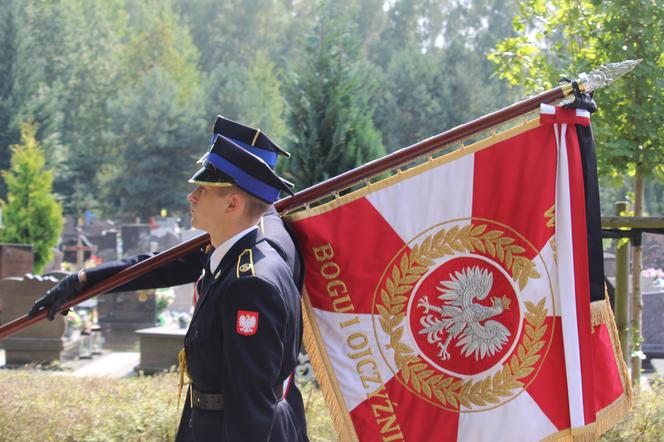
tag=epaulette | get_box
[236,249,255,278]
[204,244,213,254]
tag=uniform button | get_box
[195,330,199,338]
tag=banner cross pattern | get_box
[287,104,630,442]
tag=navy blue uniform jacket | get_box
[85,211,308,441]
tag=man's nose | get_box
[187,187,200,203]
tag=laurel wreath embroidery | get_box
[544,206,558,262]
[377,224,548,408]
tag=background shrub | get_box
[1,370,659,441]
[0,371,335,441]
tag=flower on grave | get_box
[155,288,175,313]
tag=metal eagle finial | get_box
[577,59,643,93]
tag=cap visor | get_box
[188,166,234,187]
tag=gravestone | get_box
[42,248,64,273]
[135,326,186,373]
[0,274,77,365]
[151,231,180,252]
[0,244,33,278]
[171,283,195,314]
[86,230,118,262]
[603,252,615,279]
[150,217,182,251]
[93,224,155,350]
[643,290,664,358]
[121,224,151,256]
[97,289,156,350]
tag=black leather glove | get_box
[27,272,86,320]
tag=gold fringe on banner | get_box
[541,395,631,442]
[594,391,632,436]
[570,425,599,442]
[541,423,598,442]
[507,294,633,442]
[590,298,614,327]
[589,293,633,434]
[301,289,359,442]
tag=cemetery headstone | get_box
[0,274,77,365]
[97,289,156,350]
[121,224,151,257]
[135,326,186,373]
[643,291,664,358]
[86,230,118,262]
[171,283,195,314]
[0,244,33,278]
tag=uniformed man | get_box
[208,116,303,288]
[28,125,309,441]
[208,118,307,432]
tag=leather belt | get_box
[191,384,284,411]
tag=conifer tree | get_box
[101,4,204,219]
[207,51,288,144]
[0,122,63,272]
[284,2,384,189]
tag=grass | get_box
[0,371,335,442]
[0,370,662,441]
[601,378,664,442]
[0,371,179,441]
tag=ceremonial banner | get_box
[286,104,630,441]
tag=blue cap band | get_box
[210,134,278,168]
[206,152,280,203]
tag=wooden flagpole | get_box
[0,60,640,340]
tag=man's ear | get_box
[226,192,243,212]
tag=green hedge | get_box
[0,371,179,441]
[0,370,661,441]
[0,371,335,442]
[602,378,664,441]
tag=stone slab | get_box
[97,289,156,350]
[643,291,664,358]
[72,352,139,378]
[135,326,186,374]
[0,244,33,278]
[121,224,151,256]
[171,283,195,313]
[2,336,77,366]
[98,322,154,351]
[0,275,63,338]
[0,274,70,365]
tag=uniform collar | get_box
[209,226,258,273]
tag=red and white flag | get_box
[287,104,630,441]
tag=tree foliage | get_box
[102,3,204,220]
[205,52,288,144]
[489,0,664,184]
[2,0,128,211]
[0,0,522,221]
[284,3,385,189]
[0,122,63,272]
[374,0,520,151]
